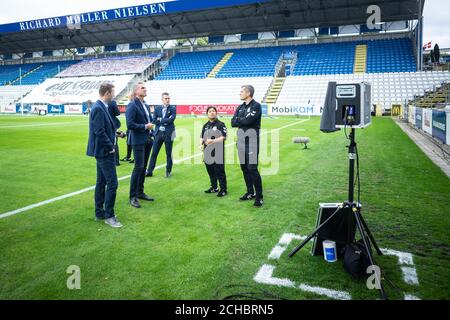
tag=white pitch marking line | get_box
[256,233,421,300]
[401,267,419,285]
[254,264,296,288]
[268,245,286,260]
[381,248,414,265]
[268,233,307,259]
[298,284,352,301]
[278,233,306,246]
[381,248,419,286]
[253,264,352,300]
[404,294,421,300]
[0,119,310,219]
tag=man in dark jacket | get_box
[86,83,123,227]
[146,92,176,178]
[125,82,155,208]
[231,85,263,207]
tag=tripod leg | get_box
[288,231,318,257]
[288,206,343,258]
[358,212,383,256]
[354,211,388,300]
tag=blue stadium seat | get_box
[153,37,417,80]
[0,60,78,86]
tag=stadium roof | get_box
[0,0,424,55]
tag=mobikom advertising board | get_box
[268,104,322,116]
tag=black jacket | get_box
[231,99,262,130]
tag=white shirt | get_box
[162,105,169,119]
[139,99,150,123]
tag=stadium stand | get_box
[216,47,285,78]
[57,55,161,77]
[155,38,416,80]
[292,42,356,75]
[0,63,40,85]
[146,77,272,105]
[411,81,450,108]
[0,61,76,86]
[18,61,77,85]
[157,50,225,80]
[276,71,450,111]
[0,37,435,112]
[0,85,36,107]
[366,38,416,73]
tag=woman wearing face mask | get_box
[199,106,228,197]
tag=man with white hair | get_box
[125,82,155,208]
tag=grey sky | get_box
[0,0,449,48]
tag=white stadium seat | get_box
[0,85,36,107]
[145,77,273,106]
[276,71,450,109]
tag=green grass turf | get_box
[0,115,449,300]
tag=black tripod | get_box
[288,128,387,300]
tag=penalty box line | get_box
[0,118,310,219]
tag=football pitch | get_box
[0,115,449,300]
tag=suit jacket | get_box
[86,100,116,158]
[125,98,154,146]
[153,105,176,136]
[108,100,121,130]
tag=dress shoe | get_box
[217,190,227,197]
[204,187,219,193]
[138,193,154,201]
[239,192,256,201]
[254,198,264,207]
[145,171,153,177]
[129,197,141,208]
[165,171,172,178]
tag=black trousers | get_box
[126,143,132,159]
[147,131,174,174]
[238,134,263,199]
[129,138,153,199]
[205,162,227,191]
[125,129,132,159]
[95,154,118,219]
[114,142,120,165]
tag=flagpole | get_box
[20,67,23,116]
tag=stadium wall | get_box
[408,105,450,146]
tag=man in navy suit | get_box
[146,92,176,178]
[126,82,155,208]
[86,83,122,228]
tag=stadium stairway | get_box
[208,52,233,78]
[354,44,368,74]
[9,65,42,85]
[264,77,285,104]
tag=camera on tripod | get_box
[321,82,372,131]
[289,81,388,299]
